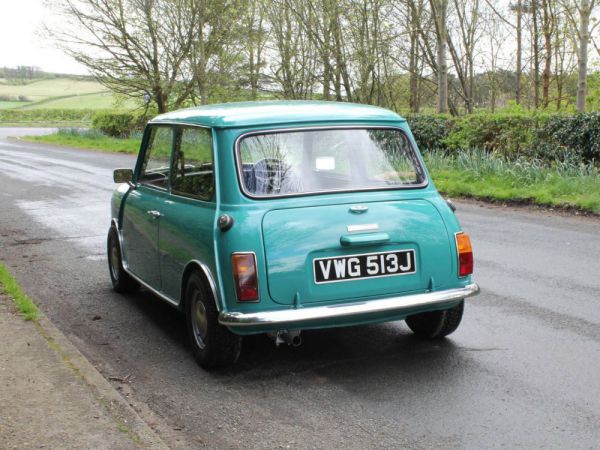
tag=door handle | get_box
[340,232,390,246]
[147,210,162,218]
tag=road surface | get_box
[1,128,599,449]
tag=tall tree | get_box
[52,0,243,112]
[541,0,556,108]
[532,0,541,108]
[430,0,449,113]
[516,0,523,104]
[576,0,595,111]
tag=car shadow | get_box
[119,287,465,383]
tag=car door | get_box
[121,125,173,290]
[158,125,217,303]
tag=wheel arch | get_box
[180,261,222,313]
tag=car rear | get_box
[218,124,477,333]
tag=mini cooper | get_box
[108,101,479,368]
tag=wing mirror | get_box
[113,168,133,184]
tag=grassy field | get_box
[19,92,125,110]
[0,77,137,110]
[0,101,25,108]
[426,150,600,214]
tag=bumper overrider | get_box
[219,283,480,331]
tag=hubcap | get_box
[191,292,208,350]
[109,238,120,281]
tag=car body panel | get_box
[158,194,217,302]
[262,199,453,305]
[121,185,165,289]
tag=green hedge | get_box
[0,108,99,123]
[407,112,600,163]
[405,114,454,150]
[91,112,150,137]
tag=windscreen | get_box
[238,128,426,197]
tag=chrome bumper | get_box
[219,283,479,329]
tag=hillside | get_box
[0,77,137,110]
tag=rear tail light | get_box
[455,232,473,277]
[232,253,259,301]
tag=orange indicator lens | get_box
[455,232,473,277]
[232,253,259,301]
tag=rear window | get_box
[237,128,426,197]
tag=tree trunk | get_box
[516,0,522,104]
[431,0,448,113]
[577,0,593,113]
[541,0,552,108]
[408,0,422,112]
[532,0,540,108]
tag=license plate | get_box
[313,249,416,284]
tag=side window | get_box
[139,126,173,189]
[171,127,214,200]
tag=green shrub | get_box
[442,113,550,157]
[0,108,97,123]
[534,113,600,162]
[91,112,149,137]
[406,114,455,150]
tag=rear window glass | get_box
[237,128,426,197]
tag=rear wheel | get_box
[185,272,242,369]
[107,227,139,293]
[405,301,464,339]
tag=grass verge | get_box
[0,263,40,321]
[426,150,600,214]
[23,128,141,153]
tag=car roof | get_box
[149,100,405,129]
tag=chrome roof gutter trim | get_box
[219,283,479,328]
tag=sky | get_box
[0,0,88,74]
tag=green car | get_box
[108,101,479,368]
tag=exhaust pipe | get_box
[270,330,302,347]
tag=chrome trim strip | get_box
[233,125,429,200]
[347,223,379,232]
[122,266,180,308]
[188,260,223,312]
[218,283,479,328]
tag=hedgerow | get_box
[91,112,149,137]
[406,112,600,163]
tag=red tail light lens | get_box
[455,232,473,277]
[232,253,259,301]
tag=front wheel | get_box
[405,301,464,339]
[107,227,139,293]
[185,273,242,369]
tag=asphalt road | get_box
[1,128,599,449]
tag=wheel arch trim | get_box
[181,260,222,312]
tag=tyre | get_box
[107,227,139,293]
[185,272,242,369]
[405,301,464,339]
